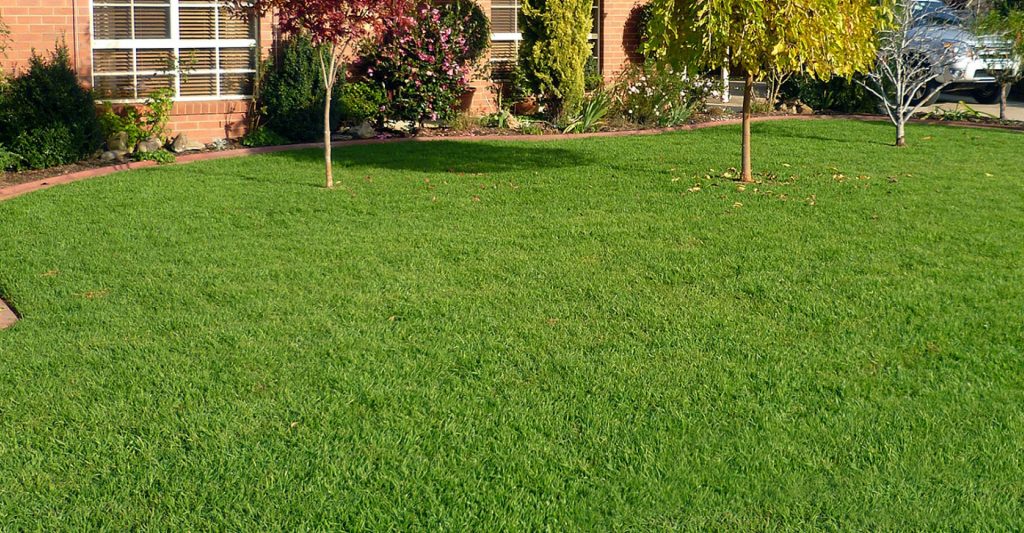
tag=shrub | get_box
[132,148,176,164]
[584,56,603,92]
[780,74,878,113]
[240,126,290,148]
[519,0,593,119]
[0,144,23,171]
[441,0,490,67]
[99,87,176,148]
[337,81,387,125]
[259,34,340,142]
[10,125,77,170]
[364,3,478,123]
[563,89,611,133]
[611,63,717,127]
[0,45,102,170]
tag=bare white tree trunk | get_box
[896,119,906,147]
[1000,82,1009,121]
[318,43,344,189]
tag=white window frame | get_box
[90,0,258,102]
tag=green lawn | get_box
[0,119,1022,529]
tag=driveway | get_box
[926,93,1024,121]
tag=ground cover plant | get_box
[0,120,1022,529]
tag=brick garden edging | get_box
[0,297,18,330]
[0,114,1020,203]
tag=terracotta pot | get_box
[459,88,477,112]
[514,98,539,116]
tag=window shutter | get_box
[134,7,172,39]
[93,7,132,40]
[179,7,216,39]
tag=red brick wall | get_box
[0,4,274,144]
[0,0,92,78]
[601,0,645,79]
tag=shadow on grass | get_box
[267,140,592,176]
[755,119,896,147]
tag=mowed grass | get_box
[0,120,1022,529]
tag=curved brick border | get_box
[0,297,17,330]
[0,114,1019,203]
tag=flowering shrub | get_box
[363,2,484,123]
[611,63,718,127]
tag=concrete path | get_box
[927,93,1024,121]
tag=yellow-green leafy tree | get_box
[648,0,886,181]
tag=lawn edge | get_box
[0,114,1018,202]
[0,296,18,330]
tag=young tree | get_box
[858,0,959,146]
[648,0,883,181]
[237,0,413,188]
[977,7,1024,120]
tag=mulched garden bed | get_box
[3,108,1019,188]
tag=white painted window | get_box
[91,0,258,102]
[490,0,600,80]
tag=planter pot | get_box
[514,98,539,116]
[459,88,477,112]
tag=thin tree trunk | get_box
[741,72,754,182]
[1000,82,1009,121]
[324,85,334,189]
[896,119,906,147]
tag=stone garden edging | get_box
[0,114,1020,203]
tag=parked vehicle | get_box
[909,0,1020,104]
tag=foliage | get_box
[1,121,1024,530]
[921,101,995,121]
[441,0,491,68]
[485,108,515,128]
[240,126,290,147]
[648,0,884,179]
[519,0,594,118]
[976,7,1024,118]
[648,0,881,80]
[782,74,879,113]
[448,112,481,131]
[364,3,478,123]
[337,82,387,125]
[8,125,77,170]
[584,56,604,92]
[0,45,102,170]
[611,62,716,127]
[99,88,176,148]
[563,89,611,133]
[0,143,22,170]
[132,148,176,164]
[259,35,337,142]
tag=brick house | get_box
[0,0,645,143]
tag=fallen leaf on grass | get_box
[40,269,60,277]
[80,290,109,300]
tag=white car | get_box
[910,0,1019,104]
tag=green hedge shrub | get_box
[259,35,342,142]
[0,45,102,170]
[519,0,594,119]
[780,75,878,114]
[337,82,386,125]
